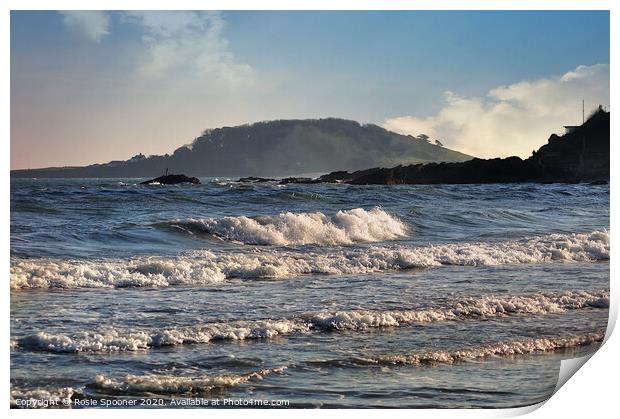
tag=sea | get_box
[10,178,610,408]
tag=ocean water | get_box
[10,178,610,408]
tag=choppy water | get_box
[10,179,610,408]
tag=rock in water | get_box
[140,174,201,185]
[238,176,277,183]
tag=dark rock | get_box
[316,171,358,183]
[279,177,318,184]
[238,176,277,183]
[140,174,200,185]
[527,107,610,182]
[286,109,609,186]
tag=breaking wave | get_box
[10,257,226,289]
[12,290,608,353]
[10,230,609,289]
[163,207,409,245]
[92,367,285,396]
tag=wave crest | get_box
[165,207,408,245]
[10,230,609,289]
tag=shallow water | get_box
[10,179,609,408]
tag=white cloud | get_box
[383,64,609,158]
[120,11,253,86]
[59,11,110,42]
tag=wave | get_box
[12,290,608,353]
[10,230,609,289]
[10,257,227,289]
[92,367,285,396]
[303,290,609,329]
[163,207,408,245]
[99,330,601,388]
[347,331,604,366]
[330,331,605,367]
[10,368,285,407]
[14,320,307,353]
[10,331,602,406]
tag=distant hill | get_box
[305,108,610,185]
[11,118,472,178]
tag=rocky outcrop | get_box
[237,176,277,183]
[140,174,200,185]
[528,107,609,182]
[278,109,609,185]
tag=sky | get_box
[10,10,610,169]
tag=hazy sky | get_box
[11,11,610,169]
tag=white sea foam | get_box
[13,290,608,353]
[15,320,312,353]
[303,290,610,329]
[353,331,604,366]
[93,367,285,395]
[10,257,226,289]
[166,207,409,245]
[10,230,609,289]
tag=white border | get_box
[3,1,616,418]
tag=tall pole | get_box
[582,99,585,124]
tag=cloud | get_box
[120,11,253,86]
[383,64,610,158]
[59,11,110,42]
